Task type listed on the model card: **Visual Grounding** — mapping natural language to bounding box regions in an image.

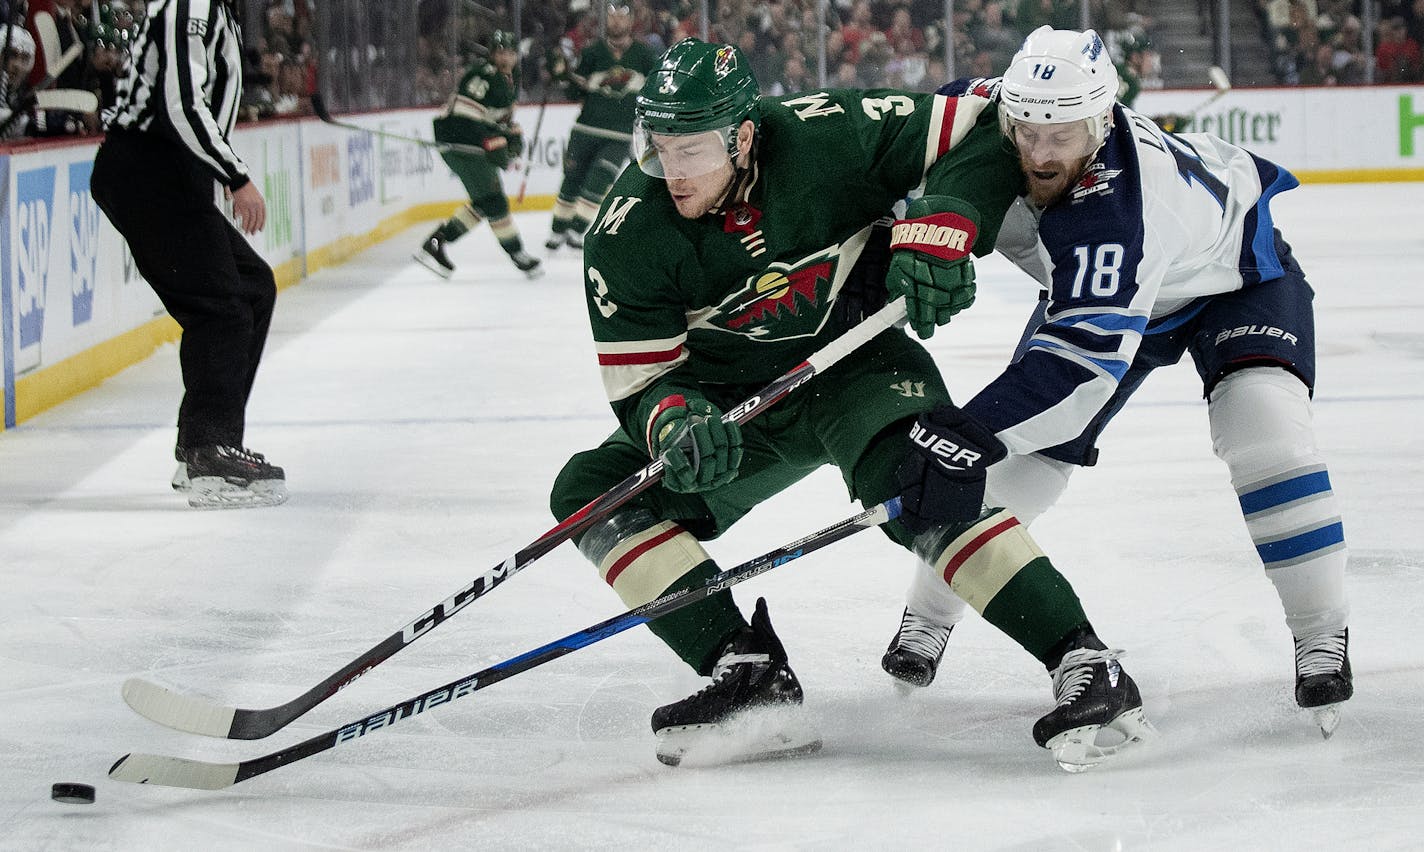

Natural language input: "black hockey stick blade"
[118,299,909,741]
[109,500,900,790]
[309,92,335,124]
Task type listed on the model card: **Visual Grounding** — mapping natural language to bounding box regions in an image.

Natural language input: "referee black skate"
[91,0,285,508]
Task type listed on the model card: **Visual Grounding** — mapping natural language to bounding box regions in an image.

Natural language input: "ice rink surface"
[2,182,1422,851]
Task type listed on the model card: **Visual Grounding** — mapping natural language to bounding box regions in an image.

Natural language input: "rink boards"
[2,85,1422,431]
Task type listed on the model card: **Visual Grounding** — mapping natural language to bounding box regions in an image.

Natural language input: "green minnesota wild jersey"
[572,39,660,137]
[437,61,520,143]
[581,87,1023,436]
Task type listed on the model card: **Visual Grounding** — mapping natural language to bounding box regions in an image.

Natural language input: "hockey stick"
[309,94,491,159]
[120,298,910,740]
[110,499,900,790]
[1183,66,1231,118]
[515,90,550,203]
[0,41,82,137]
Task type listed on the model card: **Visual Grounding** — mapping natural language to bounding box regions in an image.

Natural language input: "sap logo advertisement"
[69,160,99,327]
[347,133,375,206]
[15,165,55,356]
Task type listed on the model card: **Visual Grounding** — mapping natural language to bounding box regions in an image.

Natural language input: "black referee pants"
[92,129,276,453]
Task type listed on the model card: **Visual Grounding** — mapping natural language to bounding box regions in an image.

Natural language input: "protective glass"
[633,120,737,180]
[1005,117,1103,164]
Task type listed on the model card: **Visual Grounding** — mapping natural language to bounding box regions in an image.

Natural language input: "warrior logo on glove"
[886,196,982,340]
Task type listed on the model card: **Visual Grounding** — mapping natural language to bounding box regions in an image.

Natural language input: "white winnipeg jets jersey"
[966,103,1301,457]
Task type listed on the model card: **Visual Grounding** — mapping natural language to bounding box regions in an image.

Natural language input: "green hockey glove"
[647,394,743,493]
[503,129,525,159]
[886,196,981,340]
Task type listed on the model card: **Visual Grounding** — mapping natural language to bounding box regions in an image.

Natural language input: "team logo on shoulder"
[1071,164,1122,202]
[702,246,843,340]
[713,46,736,78]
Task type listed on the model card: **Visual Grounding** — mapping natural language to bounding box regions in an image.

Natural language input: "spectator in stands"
[274,55,310,114]
[1298,40,1340,83]
[885,7,925,52]
[840,0,876,63]
[1377,15,1423,81]
[1,23,35,138]
[834,58,863,86]
[972,1,1025,68]
[768,47,812,95]
[1329,15,1368,83]
[1016,0,1078,34]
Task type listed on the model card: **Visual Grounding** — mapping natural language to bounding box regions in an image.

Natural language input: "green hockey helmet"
[488,30,518,53]
[633,38,760,179]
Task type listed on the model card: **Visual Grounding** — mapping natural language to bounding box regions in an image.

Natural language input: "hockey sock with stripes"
[578,509,748,674]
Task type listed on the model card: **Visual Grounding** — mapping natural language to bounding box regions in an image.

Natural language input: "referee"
[92,0,286,509]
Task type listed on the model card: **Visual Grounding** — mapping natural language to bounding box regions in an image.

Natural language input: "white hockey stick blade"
[1207,65,1231,92]
[34,88,99,112]
[109,752,239,790]
[123,678,238,737]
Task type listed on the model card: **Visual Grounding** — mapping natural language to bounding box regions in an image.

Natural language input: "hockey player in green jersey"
[544,5,658,251]
[415,30,542,280]
[548,38,1155,771]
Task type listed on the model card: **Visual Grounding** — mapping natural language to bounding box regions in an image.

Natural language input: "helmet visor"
[1003,116,1102,163]
[633,119,737,180]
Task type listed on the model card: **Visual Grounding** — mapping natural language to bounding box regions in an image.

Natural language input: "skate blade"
[187,477,288,510]
[1045,706,1157,773]
[521,265,545,280]
[413,252,454,279]
[655,707,822,768]
[1311,703,1343,739]
[891,679,920,699]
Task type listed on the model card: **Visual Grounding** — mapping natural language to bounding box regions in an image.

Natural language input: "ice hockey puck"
[50,782,96,804]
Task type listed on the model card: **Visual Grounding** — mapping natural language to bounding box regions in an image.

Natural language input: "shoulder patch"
[591,195,643,237]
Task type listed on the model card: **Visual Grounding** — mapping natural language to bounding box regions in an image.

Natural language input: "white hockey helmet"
[999,27,1118,152]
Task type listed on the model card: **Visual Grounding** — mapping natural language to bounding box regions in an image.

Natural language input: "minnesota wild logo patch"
[705,246,844,340]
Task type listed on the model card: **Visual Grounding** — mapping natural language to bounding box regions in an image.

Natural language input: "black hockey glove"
[896,403,1007,535]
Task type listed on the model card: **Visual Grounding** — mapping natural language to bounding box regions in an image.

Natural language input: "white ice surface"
[2,183,1422,851]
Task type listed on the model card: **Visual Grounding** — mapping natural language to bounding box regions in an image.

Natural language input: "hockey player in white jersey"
[883,28,1352,736]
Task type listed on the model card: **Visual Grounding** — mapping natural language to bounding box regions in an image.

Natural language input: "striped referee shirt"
[106,0,249,188]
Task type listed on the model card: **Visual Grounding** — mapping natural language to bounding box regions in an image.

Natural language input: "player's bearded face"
[1009,119,1099,207]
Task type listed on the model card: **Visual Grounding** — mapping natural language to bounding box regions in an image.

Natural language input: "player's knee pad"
[909,507,1046,615]
[1209,366,1318,481]
[577,508,711,608]
[984,453,1075,526]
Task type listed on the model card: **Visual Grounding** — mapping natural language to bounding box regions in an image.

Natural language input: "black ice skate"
[1032,646,1155,772]
[651,598,821,767]
[881,608,953,691]
[510,250,544,279]
[1294,627,1352,738]
[172,445,287,509]
[414,235,454,279]
[544,231,564,251]
[564,229,584,250]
